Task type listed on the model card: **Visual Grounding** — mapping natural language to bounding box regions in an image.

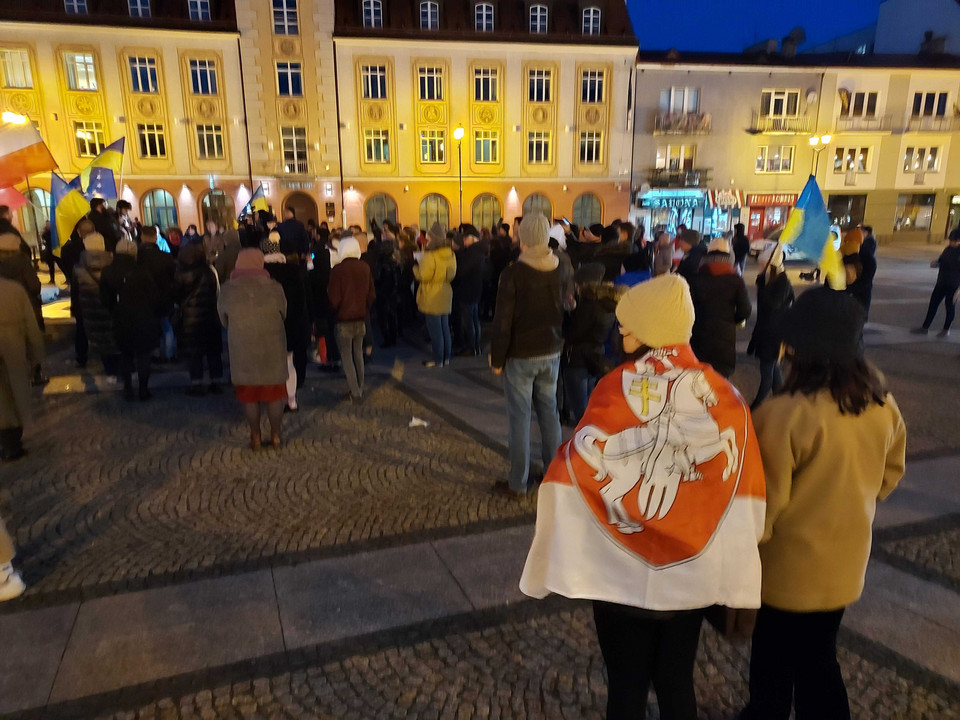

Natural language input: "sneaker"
[911,327,930,335]
[0,563,25,602]
[938,329,951,338]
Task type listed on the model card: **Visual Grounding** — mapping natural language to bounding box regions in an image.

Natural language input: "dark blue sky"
[628,0,883,52]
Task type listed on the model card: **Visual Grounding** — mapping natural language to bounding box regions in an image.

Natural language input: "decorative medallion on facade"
[585,107,601,126]
[196,99,216,119]
[533,106,548,124]
[8,93,31,114]
[477,106,495,124]
[137,97,158,118]
[278,39,297,57]
[74,95,97,116]
[423,104,441,123]
[366,104,383,121]
[282,100,302,119]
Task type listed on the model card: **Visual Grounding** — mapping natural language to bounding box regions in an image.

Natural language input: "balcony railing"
[835,114,894,133]
[906,116,960,133]
[646,168,710,188]
[749,111,812,134]
[282,158,310,175]
[653,111,712,135]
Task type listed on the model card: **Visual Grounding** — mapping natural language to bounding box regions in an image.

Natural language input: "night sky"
[627,0,883,52]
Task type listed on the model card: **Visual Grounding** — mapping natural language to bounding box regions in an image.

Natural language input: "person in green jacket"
[414,222,457,368]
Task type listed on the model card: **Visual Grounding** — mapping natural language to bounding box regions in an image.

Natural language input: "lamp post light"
[453,125,465,225]
[808,134,832,176]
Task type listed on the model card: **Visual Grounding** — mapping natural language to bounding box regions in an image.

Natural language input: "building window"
[420,1,439,30]
[756,145,794,173]
[0,49,33,89]
[528,131,551,164]
[419,193,449,229]
[281,126,308,173]
[903,146,940,173]
[128,0,151,17]
[128,57,158,93]
[760,89,800,117]
[362,0,383,28]
[659,86,699,114]
[471,193,501,230]
[420,129,445,163]
[363,128,390,163]
[276,62,303,96]
[582,7,601,35]
[528,68,551,102]
[64,0,87,13]
[189,59,218,94]
[474,130,499,163]
[833,146,870,174]
[361,65,387,99]
[475,2,493,31]
[573,192,601,227]
[73,121,105,158]
[196,124,224,159]
[912,92,948,117]
[137,123,167,158]
[64,52,97,91]
[366,193,398,226]
[522,192,551,218]
[581,70,604,103]
[273,0,298,34]
[843,91,878,117]
[188,0,211,21]
[474,67,498,102]
[579,132,602,164]
[895,193,935,231]
[529,4,548,33]
[656,144,695,171]
[418,66,443,101]
[142,189,178,230]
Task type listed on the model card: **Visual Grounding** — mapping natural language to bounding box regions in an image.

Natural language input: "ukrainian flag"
[50,173,91,255]
[779,175,844,289]
[249,182,269,214]
[79,138,125,199]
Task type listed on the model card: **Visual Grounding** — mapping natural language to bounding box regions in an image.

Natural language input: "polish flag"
[0,120,58,188]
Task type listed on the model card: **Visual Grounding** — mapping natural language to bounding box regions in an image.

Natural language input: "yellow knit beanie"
[615,274,695,348]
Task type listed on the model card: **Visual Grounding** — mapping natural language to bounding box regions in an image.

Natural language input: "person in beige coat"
[0,278,44,461]
[413,222,457,367]
[740,286,906,720]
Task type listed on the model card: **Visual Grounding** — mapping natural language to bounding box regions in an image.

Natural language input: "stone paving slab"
[874,458,960,529]
[874,513,960,590]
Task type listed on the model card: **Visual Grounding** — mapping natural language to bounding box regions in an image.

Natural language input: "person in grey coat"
[0,278,44,460]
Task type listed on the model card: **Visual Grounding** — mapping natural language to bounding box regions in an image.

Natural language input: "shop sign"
[708,189,743,209]
[641,194,705,210]
[747,193,797,207]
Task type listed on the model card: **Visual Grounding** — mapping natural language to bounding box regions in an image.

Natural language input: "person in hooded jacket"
[173,243,224,395]
[414,222,457,368]
[732,223,751,274]
[689,237,752,378]
[748,243,794,409]
[73,232,120,377]
[328,236,375,401]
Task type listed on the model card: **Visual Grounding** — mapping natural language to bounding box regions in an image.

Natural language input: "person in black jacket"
[676,229,708,284]
[100,240,160,401]
[453,224,485,356]
[689,238,752,378]
[173,243,223,395]
[374,238,401,348]
[748,243,794,409]
[138,226,178,361]
[856,225,878,317]
[913,229,960,338]
[732,223,750,275]
[89,198,122,253]
[277,206,310,258]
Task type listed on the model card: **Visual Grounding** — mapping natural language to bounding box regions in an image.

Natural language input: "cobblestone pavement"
[875,515,960,591]
[1,380,524,603]
[45,602,957,720]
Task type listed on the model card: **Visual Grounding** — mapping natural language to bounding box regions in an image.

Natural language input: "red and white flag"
[0,120,58,188]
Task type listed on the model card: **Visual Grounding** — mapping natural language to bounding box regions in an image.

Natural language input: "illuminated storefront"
[635,189,706,235]
[745,193,798,239]
[705,188,743,237]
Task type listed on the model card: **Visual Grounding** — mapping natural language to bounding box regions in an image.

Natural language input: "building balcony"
[646,167,710,189]
[653,111,712,135]
[749,112,812,134]
[282,159,310,175]
[905,116,960,133]
[835,114,894,133]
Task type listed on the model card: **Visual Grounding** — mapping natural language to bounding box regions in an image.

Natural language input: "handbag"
[704,605,757,642]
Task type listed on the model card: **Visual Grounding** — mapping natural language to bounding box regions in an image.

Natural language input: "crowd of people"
[0,191,946,720]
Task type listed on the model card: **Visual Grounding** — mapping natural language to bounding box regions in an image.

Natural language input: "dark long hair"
[780,355,887,415]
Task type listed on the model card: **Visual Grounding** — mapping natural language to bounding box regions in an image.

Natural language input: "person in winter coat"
[453,224,485,356]
[100,240,161,401]
[0,233,42,330]
[732,223,750,274]
[218,249,288,449]
[307,235,339,370]
[374,238,401,348]
[913,228,960,338]
[689,238,752,378]
[748,243,794,409]
[0,278,44,461]
[414,222,457,368]
[595,224,632,282]
[138,226,177,362]
[215,228,242,284]
[396,228,419,330]
[562,263,619,425]
[652,231,674,277]
[741,287,906,720]
[88,198,122,253]
[521,273,766,720]
[73,233,120,377]
[173,243,224,395]
[675,229,707,284]
[328,236,375,401]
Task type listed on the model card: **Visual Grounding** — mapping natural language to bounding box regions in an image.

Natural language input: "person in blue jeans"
[490,214,574,497]
[414,223,457,367]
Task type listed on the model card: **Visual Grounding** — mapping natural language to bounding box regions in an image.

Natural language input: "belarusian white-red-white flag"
[0,119,58,188]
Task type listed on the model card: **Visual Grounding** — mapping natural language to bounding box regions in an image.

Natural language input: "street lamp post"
[453,125,465,226]
[808,134,832,176]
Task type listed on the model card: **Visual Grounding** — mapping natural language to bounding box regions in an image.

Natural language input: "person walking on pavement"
[0,277,44,461]
[328,236,375,401]
[414,222,457,368]
[748,243,794,409]
[490,213,574,497]
[741,287,906,720]
[912,228,960,338]
[453,224,485,356]
[521,273,766,720]
[675,228,707,284]
[732,222,750,274]
[173,243,224,396]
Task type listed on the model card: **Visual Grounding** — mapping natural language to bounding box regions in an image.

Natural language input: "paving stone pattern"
[878,526,960,590]
[1,381,525,601]
[83,605,959,720]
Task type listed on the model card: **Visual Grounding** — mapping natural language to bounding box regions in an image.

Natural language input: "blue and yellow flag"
[779,175,844,288]
[249,182,268,214]
[79,138,124,199]
[50,173,91,255]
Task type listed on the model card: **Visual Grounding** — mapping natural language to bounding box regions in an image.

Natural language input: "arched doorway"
[142,189,179,231]
[471,194,501,232]
[365,193,398,227]
[419,193,450,231]
[572,192,602,228]
[522,192,552,220]
[200,189,237,230]
[282,191,318,225]
[20,188,52,241]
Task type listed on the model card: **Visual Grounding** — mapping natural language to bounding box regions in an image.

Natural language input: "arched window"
[366,193,398,227]
[522,192,552,219]
[362,0,382,27]
[142,188,178,230]
[419,193,449,231]
[582,6,601,35]
[471,194,501,231]
[21,188,52,240]
[572,192,602,228]
[475,2,493,31]
[420,0,439,30]
[529,4,548,33]
[200,189,237,230]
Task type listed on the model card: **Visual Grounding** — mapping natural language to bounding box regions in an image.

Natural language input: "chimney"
[780,26,807,58]
[920,30,946,54]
